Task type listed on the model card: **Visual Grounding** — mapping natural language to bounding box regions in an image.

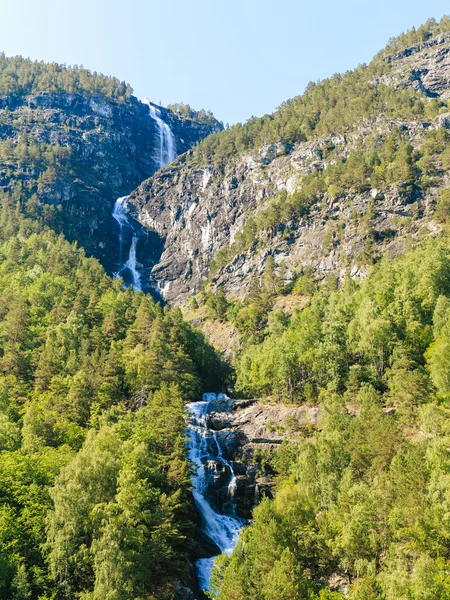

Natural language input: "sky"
[1,1,449,125]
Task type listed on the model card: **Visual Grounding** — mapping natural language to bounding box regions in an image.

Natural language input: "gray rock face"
[203,397,319,515]
[0,91,221,283]
[210,397,319,454]
[128,116,442,303]
[381,32,450,99]
[126,31,450,304]
[128,152,267,300]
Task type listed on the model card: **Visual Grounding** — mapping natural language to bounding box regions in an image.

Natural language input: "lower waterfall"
[186,393,245,593]
[112,196,143,292]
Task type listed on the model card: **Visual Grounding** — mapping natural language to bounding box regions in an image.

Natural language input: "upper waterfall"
[142,99,176,168]
[110,103,178,294]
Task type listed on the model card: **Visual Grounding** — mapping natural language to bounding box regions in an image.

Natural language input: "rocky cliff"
[127,28,450,304]
[203,395,319,516]
[0,90,221,284]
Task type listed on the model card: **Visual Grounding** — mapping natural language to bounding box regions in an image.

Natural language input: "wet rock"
[208,412,232,430]
[255,477,277,501]
[205,398,320,513]
[215,428,245,457]
[206,460,231,489]
[173,584,200,600]
[192,527,222,559]
[231,461,248,476]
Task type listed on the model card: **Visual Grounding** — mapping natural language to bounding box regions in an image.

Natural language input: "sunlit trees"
[0,204,227,598]
[216,233,450,599]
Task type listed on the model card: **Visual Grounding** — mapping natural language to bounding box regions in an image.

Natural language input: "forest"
[0,53,133,101]
[166,103,220,128]
[0,198,227,599]
[189,16,450,169]
[199,230,450,600]
[181,16,450,597]
[1,11,450,600]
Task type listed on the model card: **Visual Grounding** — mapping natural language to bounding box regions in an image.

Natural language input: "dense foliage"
[189,15,450,169]
[0,53,132,101]
[0,200,227,599]
[193,19,450,595]
[379,15,450,58]
[192,77,434,167]
[3,14,450,600]
[207,236,450,599]
[166,102,221,128]
[236,238,450,401]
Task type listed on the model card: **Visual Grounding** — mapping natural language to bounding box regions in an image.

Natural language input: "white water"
[112,196,129,266]
[186,393,245,593]
[111,102,177,289]
[124,234,141,291]
[112,196,142,292]
[142,98,176,168]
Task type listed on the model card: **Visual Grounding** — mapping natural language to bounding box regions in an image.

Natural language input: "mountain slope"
[2,16,450,600]
[0,54,222,284]
[0,200,231,598]
[128,16,450,304]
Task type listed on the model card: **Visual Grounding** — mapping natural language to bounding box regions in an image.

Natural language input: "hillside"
[0,54,228,599]
[3,16,450,600]
[0,54,222,285]
[128,16,450,304]
[122,19,450,598]
[0,201,231,598]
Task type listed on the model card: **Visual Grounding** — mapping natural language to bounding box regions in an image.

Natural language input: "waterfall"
[142,99,176,168]
[112,196,142,292]
[186,393,245,593]
[110,102,177,291]
[124,234,142,291]
[112,196,129,266]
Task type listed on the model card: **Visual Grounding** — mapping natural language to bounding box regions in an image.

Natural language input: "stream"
[186,393,245,593]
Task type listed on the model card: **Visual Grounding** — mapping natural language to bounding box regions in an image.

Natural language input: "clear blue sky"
[1,1,449,124]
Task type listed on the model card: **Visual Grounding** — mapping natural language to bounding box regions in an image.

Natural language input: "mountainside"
[0,55,222,284]
[127,18,450,304]
[4,16,450,600]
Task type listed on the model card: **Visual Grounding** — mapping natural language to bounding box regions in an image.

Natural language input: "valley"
[2,15,450,600]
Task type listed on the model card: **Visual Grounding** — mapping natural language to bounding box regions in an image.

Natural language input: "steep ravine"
[187,395,245,594]
[109,100,179,292]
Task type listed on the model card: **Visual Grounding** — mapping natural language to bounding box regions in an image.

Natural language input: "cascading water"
[112,196,142,292]
[186,393,245,593]
[123,234,141,291]
[112,196,129,266]
[111,101,176,290]
[142,98,176,168]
